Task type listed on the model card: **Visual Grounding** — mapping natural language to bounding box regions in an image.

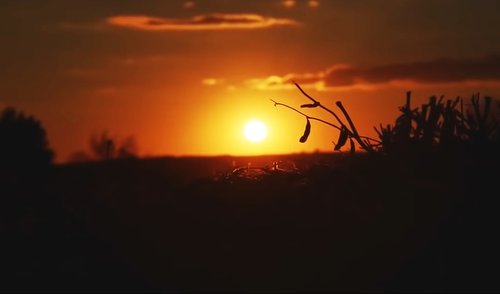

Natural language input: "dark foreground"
[1,152,499,292]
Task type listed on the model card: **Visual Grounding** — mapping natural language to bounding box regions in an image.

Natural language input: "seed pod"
[299,119,311,143]
[300,101,320,108]
[334,126,348,151]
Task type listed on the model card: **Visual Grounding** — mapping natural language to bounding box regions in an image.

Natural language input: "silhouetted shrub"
[0,107,54,172]
[90,131,116,160]
[90,131,138,161]
[374,93,500,156]
[273,85,499,159]
[117,135,138,159]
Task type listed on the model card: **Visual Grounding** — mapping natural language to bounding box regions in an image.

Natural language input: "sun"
[244,120,267,143]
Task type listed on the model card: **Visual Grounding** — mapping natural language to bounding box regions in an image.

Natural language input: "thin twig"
[272,84,380,152]
[360,136,382,144]
[271,99,342,131]
[293,82,376,152]
[294,82,346,128]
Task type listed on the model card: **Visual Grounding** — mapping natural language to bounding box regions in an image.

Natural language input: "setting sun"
[244,120,267,143]
[1,1,499,291]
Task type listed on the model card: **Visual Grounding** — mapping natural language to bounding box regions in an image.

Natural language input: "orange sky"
[1,0,500,162]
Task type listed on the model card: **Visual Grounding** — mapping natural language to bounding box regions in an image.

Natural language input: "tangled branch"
[271,83,380,153]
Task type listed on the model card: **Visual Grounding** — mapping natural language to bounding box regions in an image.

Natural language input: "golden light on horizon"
[243,120,267,143]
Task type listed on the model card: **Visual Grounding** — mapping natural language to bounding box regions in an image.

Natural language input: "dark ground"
[1,152,499,292]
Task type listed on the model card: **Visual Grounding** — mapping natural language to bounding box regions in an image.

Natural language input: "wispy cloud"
[106,14,298,31]
[282,0,296,8]
[281,0,320,9]
[183,1,195,9]
[308,0,320,8]
[246,55,500,91]
[246,75,322,91]
[202,78,225,86]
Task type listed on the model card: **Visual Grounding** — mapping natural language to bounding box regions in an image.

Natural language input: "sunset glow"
[0,0,499,162]
[2,2,498,291]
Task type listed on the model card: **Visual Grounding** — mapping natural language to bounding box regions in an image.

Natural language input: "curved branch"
[294,82,346,128]
[336,101,374,152]
[271,99,342,131]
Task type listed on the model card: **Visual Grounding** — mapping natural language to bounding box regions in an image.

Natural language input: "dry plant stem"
[294,82,376,152]
[363,137,382,144]
[271,99,381,144]
[294,83,345,128]
[335,101,374,152]
[270,99,342,131]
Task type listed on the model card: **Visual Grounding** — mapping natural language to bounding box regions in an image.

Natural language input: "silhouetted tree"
[117,135,138,159]
[0,107,54,171]
[0,107,57,246]
[89,131,138,161]
[90,131,116,160]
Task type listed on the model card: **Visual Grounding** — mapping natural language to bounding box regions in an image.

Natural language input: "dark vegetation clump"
[375,92,500,157]
[69,131,138,163]
[90,131,138,161]
[0,107,145,291]
[262,85,500,291]
[272,82,500,161]
[0,107,53,173]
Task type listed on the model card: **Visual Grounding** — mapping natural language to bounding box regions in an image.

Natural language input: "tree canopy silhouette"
[0,107,54,171]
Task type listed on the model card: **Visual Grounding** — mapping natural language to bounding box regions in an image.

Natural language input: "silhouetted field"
[2,152,499,292]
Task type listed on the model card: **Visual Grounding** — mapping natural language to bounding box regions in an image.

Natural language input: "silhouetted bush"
[68,133,138,163]
[273,85,499,159]
[375,93,500,156]
[90,131,116,160]
[89,131,138,161]
[117,135,138,159]
[0,107,53,172]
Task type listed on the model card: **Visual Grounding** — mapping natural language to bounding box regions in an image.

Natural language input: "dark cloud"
[106,14,298,31]
[247,55,500,90]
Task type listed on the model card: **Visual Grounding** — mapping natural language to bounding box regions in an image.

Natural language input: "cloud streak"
[247,55,500,91]
[202,78,225,86]
[106,14,298,31]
